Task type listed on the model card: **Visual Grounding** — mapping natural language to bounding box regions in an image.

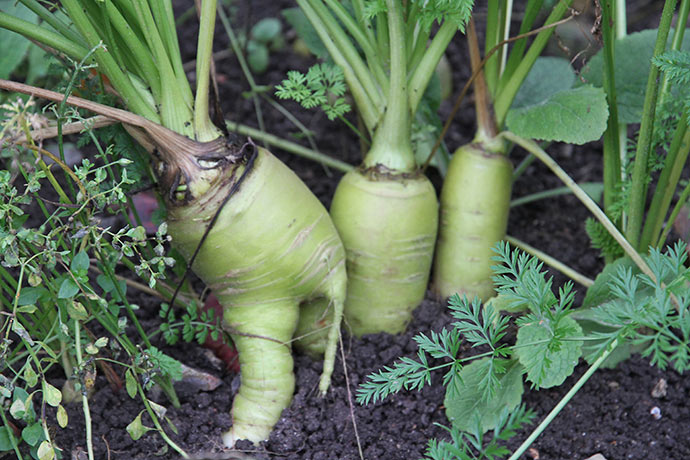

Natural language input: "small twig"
[505,235,594,287]
[339,333,364,460]
[10,115,115,143]
[18,142,88,197]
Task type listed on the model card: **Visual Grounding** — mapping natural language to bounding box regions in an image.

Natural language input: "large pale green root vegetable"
[165,144,347,445]
[433,143,513,301]
[330,169,438,335]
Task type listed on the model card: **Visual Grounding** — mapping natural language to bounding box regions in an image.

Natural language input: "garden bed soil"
[30,1,690,459]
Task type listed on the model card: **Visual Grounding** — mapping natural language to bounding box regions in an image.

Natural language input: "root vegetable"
[330,169,438,335]
[433,144,513,301]
[165,144,347,445]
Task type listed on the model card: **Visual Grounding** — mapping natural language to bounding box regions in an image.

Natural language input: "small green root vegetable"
[433,143,513,301]
[164,144,347,445]
[330,169,438,335]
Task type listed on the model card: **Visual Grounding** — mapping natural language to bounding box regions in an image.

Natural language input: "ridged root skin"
[330,168,438,336]
[165,147,346,446]
[433,143,513,302]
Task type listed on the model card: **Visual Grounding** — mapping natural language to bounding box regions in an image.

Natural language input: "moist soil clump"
[31,1,690,459]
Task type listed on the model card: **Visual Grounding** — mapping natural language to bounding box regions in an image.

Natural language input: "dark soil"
[34,1,690,460]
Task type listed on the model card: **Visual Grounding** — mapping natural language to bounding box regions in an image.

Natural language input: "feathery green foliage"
[275,63,351,120]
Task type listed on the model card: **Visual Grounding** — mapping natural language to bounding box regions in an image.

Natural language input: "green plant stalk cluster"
[625,0,679,249]
[291,0,475,335]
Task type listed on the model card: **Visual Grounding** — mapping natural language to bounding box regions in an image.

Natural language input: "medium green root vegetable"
[330,169,438,335]
[433,143,513,302]
[165,144,347,445]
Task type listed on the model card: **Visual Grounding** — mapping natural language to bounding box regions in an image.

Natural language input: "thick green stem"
[193,0,222,142]
[323,0,388,92]
[408,21,458,114]
[104,1,161,100]
[131,0,193,136]
[640,113,690,248]
[296,0,380,133]
[493,0,572,127]
[600,0,622,226]
[626,0,678,249]
[225,121,354,173]
[505,236,594,287]
[0,12,89,62]
[658,178,690,246]
[18,0,85,45]
[363,0,415,172]
[499,0,544,93]
[502,132,656,283]
[60,0,160,122]
[151,2,193,109]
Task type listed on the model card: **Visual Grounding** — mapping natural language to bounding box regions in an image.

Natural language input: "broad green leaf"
[148,400,167,418]
[0,0,36,79]
[96,274,127,300]
[282,8,329,59]
[125,369,138,399]
[28,272,42,287]
[94,337,108,348]
[125,226,147,242]
[43,381,61,407]
[126,412,151,441]
[580,257,637,310]
[17,286,49,306]
[37,440,55,460]
[21,422,43,447]
[511,57,576,110]
[70,251,90,274]
[11,320,33,346]
[247,41,269,74]
[516,315,583,389]
[580,29,690,123]
[26,45,53,85]
[506,85,609,144]
[56,405,68,428]
[444,358,524,433]
[17,305,37,314]
[0,426,12,451]
[24,364,38,388]
[57,278,79,299]
[9,397,25,420]
[66,301,88,321]
[251,18,282,43]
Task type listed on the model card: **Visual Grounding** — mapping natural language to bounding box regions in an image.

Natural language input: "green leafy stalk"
[626,0,678,249]
[193,0,222,142]
[60,0,160,122]
[0,11,89,63]
[493,0,572,127]
[130,0,193,136]
[499,0,544,89]
[501,131,656,282]
[295,0,381,132]
[599,0,623,228]
[363,0,415,171]
[639,112,690,249]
